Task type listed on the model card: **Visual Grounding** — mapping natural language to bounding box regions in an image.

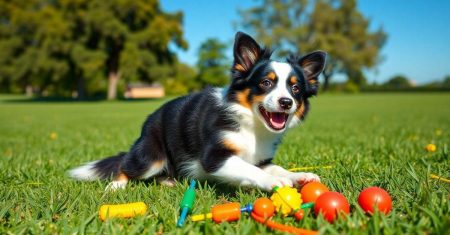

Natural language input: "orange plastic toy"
[300,182,329,203]
[191,202,253,223]
[211,202,241,223]
[251,212,317,235]
[253,198,275,218]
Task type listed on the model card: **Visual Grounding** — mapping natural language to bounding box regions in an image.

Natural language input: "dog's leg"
[156,176,176,187]
[105,172,129,191]
[261,164,320,187]
[137,160,166,180]
[210,156,294,191]
[105,159,166,191]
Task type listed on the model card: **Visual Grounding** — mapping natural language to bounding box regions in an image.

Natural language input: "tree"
[239,0,387,90]
[161,61,198,95]
[383,75,411,89]
[0,0,187,99]
[442,75,450,88]
[196,38,229,88]
[0,0,72,96]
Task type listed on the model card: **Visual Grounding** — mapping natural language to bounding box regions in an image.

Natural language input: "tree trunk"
[322,61,334,91]
[322,73,331,91]
[25,85,33,97]
[77,76,86,100]
[107,71,120,100]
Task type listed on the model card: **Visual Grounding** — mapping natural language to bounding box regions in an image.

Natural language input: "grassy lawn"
[0,93,449,234]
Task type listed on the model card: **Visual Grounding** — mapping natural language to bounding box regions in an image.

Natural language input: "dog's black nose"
[279,98,293,110]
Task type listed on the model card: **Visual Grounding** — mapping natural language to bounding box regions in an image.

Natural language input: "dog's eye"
[260,79,273,88]
[292,84,300,94]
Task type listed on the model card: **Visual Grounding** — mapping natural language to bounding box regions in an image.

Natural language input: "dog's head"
[228,32,326,133]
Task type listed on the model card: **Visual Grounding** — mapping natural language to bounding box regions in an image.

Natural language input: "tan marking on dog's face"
[308,79,317,85]
[289,76,298,85]
[236,88,251,108]
[252,94,266,103]
[222,140,241,155]
[295,100,306,118]
[235,63,246,72]
[266,72,276,81]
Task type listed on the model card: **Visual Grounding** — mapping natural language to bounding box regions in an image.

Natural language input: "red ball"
[314,192,350,223]
[300,182,329,203]
[253,197,275,218]
[293,209,305,221]
[358,187,392,215]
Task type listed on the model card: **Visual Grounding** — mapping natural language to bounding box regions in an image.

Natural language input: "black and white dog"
[70,32,326,191]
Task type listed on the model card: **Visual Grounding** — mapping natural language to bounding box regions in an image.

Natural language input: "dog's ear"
[298,51,327,96]
[233,32,262,74]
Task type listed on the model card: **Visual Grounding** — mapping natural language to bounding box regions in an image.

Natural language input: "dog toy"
[191,202,253,223]
[99,202,147,221]
[252,197,276,218]
[300,182,329,203]
[270,186,302,216]
[358,187,392,215]
[177,180,197,227]
[269,185,315,220]
[288,165,333,171]
[430,174,450,183]
[251,198,317,235]
[251,211,318,235]
[192,198,318,235]
[314,192,350,223]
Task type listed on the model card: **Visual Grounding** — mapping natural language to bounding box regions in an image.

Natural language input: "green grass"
[0,93,449,234]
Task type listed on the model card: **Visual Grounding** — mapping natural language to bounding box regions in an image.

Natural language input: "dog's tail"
[68,152,126,181]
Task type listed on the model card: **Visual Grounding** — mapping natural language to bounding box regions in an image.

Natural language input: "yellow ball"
[425,144,436,152]
[270,186,302,216]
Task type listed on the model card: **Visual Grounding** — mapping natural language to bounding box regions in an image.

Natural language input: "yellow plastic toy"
[99,202,147,221]
[270,186,302,216]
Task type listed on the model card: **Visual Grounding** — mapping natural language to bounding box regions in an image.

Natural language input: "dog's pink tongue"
[269,113,286,129]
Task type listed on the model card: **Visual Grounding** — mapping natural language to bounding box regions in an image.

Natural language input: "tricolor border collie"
[70,32,327,191]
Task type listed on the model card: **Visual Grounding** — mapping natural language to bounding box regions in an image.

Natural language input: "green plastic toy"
[176,180,196,227]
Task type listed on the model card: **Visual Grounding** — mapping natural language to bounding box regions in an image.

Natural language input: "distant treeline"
[1,0,443,100]
[327,75,450,93]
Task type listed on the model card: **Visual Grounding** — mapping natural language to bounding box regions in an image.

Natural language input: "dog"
[69,32,327,192]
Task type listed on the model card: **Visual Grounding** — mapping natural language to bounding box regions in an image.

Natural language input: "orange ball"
[253,198,275,218]
[300,182,329,203]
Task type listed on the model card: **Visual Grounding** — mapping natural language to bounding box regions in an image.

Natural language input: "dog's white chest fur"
[222,103,282,165]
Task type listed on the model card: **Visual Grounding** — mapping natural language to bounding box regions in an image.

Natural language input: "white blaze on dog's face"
[253,61,299,133]
[229,32,327,133]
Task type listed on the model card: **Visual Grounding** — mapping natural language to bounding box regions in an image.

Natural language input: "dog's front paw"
[288,172,320,186]
[260,176,293,191]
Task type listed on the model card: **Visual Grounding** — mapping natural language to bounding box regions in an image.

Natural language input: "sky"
[161,0,450,84]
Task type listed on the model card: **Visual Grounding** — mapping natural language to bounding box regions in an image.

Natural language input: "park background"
[0,0,449,234]
[1,0,450,99]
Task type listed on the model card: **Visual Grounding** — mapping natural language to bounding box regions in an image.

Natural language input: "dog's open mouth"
[258,105,289,131]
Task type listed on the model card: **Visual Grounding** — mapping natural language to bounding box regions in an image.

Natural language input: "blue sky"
[161,0,450,84]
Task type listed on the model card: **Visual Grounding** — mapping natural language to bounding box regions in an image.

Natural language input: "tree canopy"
[239,0,387,90]
[0,0,187,99]
[383,75,412,89]
[196,38,229,88]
